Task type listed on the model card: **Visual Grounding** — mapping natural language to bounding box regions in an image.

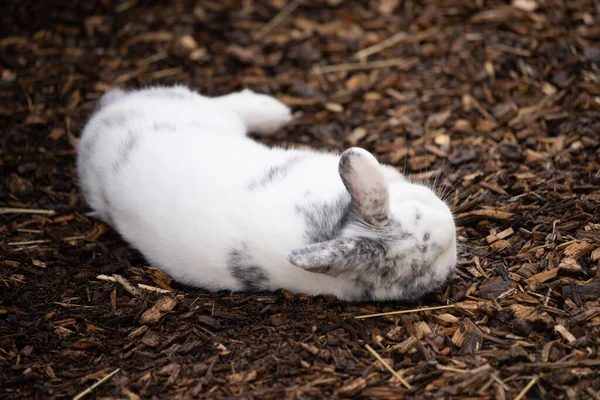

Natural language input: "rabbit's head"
[288,148,457,300]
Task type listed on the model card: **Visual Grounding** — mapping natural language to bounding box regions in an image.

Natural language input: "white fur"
[77,85,457,301]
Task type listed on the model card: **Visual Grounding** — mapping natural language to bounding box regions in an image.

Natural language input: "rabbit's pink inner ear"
[339,148,390,226]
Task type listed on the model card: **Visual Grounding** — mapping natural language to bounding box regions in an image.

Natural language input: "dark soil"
[1,0,600,399]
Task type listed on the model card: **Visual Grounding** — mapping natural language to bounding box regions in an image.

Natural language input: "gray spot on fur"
[112,131,139,174]
[423,232,430,241]
[228,243,268,291]
[247,155,305,191]
[352,279,375,302]
[379,264,396,282]
[295,193,352,243]
[415,208,422,222]
[232,265,267,292]
[100,112,128,128]
[153,122,177,132]
[80,110,142,162]
[410,259,421,274]
[425,243,443,261]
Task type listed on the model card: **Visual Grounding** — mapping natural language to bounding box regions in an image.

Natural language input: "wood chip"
[486,227,515,244]
[527,268,558,287]
[413,321,432,340]
[391,337,418,354]
[433,313,461,327]
[554,325,576,344]
[140,297,178,324]
[113,274,141,297]
[563,241,593,260]
[337,377,367,397]
[558,257,583,276]
[451,325,470,348]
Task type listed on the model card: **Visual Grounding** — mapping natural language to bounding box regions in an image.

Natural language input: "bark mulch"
[1,0,600,399]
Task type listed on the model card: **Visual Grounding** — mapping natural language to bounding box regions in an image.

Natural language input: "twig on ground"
[96,275,173,294]
[150,67,184,79]
[254,0,299,40]
[356,304,458,319]
[54,302,97,309]
[312,65,330,91]
[365,344,412,389]
[436,365,469,373]
[72,368,120,400]
[315,57,418,74]
[0,207,56,215]
[514,376,539,400]
[354,27,440,59]
[97,274,117,282]
[8,239,52,246]
[113,274,141,297]
[138,283,172,294]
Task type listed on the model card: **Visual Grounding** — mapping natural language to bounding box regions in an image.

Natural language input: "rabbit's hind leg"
[212,89,292,136]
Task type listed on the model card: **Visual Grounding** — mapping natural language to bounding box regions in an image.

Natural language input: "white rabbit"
[77,85,457,302]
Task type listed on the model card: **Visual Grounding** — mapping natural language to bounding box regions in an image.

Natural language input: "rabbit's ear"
[287,238,384,276]
[339,148,390,226]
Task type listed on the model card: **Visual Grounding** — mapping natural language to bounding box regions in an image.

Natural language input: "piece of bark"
[562,283,600,303]
[563,241,593,260]
[558,257,583,276]
[480,280,516,300]
[140,297,178,324]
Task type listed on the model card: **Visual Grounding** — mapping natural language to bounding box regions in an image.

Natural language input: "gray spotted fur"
[112,131,139,174]
[247,155,306,191]
[289,209,450,299]
[153,122,177,132]
[295,193,352,243]
[228,243,269,291]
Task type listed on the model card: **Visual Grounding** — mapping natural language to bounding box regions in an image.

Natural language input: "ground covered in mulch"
[1,0,600,398]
